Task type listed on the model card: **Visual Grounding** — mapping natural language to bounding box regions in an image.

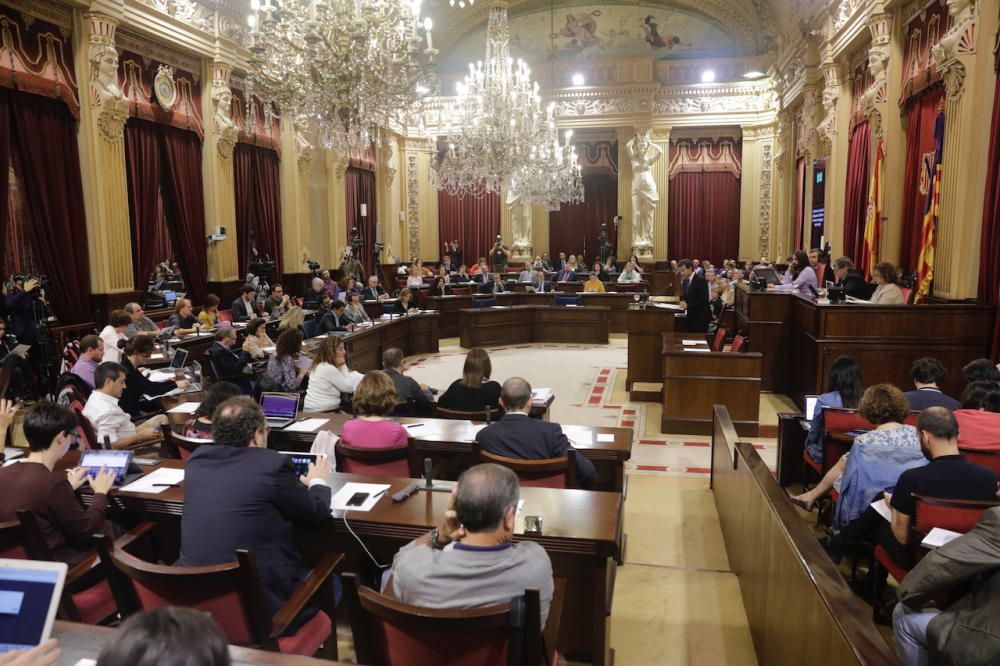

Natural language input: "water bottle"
[191,361,202,387]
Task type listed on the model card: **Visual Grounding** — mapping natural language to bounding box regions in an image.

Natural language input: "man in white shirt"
[82,362,165,449]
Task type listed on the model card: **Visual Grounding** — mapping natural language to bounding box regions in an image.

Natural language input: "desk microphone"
[424,457,433,489]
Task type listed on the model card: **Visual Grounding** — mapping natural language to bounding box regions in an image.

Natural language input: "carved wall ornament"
[406,153,420,259]
[758,140,773,259]
[87,16,129,143]
[932,0,978,63]
[295,130,314,175]
[627,129,663,253]
[833,0,866,33]
[140,0,213,33]
[554,96,635,117]
[331,150,349,181]
[211,64,237,160]
[939,59,967,99]
[505,182,532,257]
[153,65,177,112]
[381,137,397,187]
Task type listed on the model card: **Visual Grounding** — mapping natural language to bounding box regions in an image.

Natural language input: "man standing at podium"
[678,259,711,333]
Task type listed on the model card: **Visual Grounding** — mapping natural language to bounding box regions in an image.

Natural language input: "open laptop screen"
[260,393,299,420]
[0,560,66,653]
[170,348,189,369]
[79,450,133,483]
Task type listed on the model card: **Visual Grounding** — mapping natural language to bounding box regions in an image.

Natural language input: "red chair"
[450,286,472,296]
[218,310,234,323]
[709,326,727,352]
[900,286,913,304]
[345,573,565,666]
[159,426,208,461]
[155,320,169,330]
[68,399,99,451]
[959,447,1000,476]
[334,442,414,477]
[476,447,579,489]
[94,532,344,659]
[728,334,747,353]
[803,408,874,479]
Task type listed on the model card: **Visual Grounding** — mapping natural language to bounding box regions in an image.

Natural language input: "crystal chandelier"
[432,1,583,210]
[246,0,437,154]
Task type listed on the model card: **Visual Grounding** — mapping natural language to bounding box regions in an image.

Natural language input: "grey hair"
[501,376,532,411]
[312,277,324,288]
[832,256,855,271]
[124,302,142,314]
[455,464,520,532]
[215,326,236,341]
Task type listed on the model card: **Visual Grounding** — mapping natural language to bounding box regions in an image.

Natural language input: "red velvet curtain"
[667,171,740,264]
[124,118,165,289]
[842,121,871,264]
[900,86,945,272]
[345,167,377,277]
[0,90,9,270]
[5,89,91,323]
[794,157,806,253]
[980,68,1000,360]
[234,143,282,278]
[548,174,617,261]
[159,125,208,302]
[437,190,500,266]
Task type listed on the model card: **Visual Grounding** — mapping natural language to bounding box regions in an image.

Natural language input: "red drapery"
[548,175,618,261]
[124,118,167,289]
[667,171,741,264]
[159,125,208,302]
[794,157,806,253]
[979,66,1000,360]
[345,167,377,277]
[843,121,871,265]
[437,190,500,266]
[0,88,91,323]
[234,143,282,278]
[900,86,945,272]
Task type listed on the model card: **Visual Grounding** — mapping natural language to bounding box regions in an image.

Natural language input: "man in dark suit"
[528,269,552,294]
[893,506,1000,665]
[207,327,253,393]
[317,301,354,334]
[363,276,388,302]
[181,396,336,627]
[475,377,596,488]
[678,259,711,333]
[831,256,876,299]
[230,284,262,323]
[382,347,433,410]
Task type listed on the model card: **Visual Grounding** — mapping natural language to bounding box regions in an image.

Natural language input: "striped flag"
[915,112,945,304]
[861,139,884,280]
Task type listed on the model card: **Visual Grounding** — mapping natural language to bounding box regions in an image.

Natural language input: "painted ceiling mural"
[443,3,739,71]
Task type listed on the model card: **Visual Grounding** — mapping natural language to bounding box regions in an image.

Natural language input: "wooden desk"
[458,305,610,348]
[733,286,791,393]
[661,333,761,436]
[626,306,682,401]
[776,411,808,486]
[710,406,898,665]
[52,621,345,665]
[79,461,623,666]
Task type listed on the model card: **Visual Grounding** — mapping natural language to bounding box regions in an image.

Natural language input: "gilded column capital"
[293,119,314,175]
[931,0,978,102]
[330,150,349,181]
[86,13,129,143]
[211,61,238,160]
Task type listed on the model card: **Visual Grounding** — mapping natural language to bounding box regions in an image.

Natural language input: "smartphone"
[346,492,369,507]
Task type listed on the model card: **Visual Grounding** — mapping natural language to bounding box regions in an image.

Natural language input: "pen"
[405,423,424,428]
[372,489,388,500]
[152,483,182,488]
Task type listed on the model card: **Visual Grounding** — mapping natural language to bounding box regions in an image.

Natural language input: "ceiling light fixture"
[700,70,716,83]
[571,73,585,86]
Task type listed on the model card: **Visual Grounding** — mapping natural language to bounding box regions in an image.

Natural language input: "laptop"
[260,393,300,429]
[148,348,190,385]
[803,394,820,430]
[0,559,67,654]
[753,266,781,286]
[79,449,142,485]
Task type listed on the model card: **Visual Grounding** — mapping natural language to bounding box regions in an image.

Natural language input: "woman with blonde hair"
[303,336,361,412]
[278,306,306,334]
[437,347,502,412]
[340,370,408,448]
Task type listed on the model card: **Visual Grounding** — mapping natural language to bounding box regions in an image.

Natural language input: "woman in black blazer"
[119,336,188,417]
[437,347,502,412]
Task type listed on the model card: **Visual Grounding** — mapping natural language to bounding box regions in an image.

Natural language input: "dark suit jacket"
[475,413,596,488]
[318,312,349,333]
[682,273,711,333]
[898,507,1000,665]
[837,270,876,300]
[556,269,576,283]
[386,368,433,407]
[120,358,176,417]
[230,297,261,323]
[362,286,386,301]
[302,289,326,311]
[181,445,333,617]
[207,342,252,392]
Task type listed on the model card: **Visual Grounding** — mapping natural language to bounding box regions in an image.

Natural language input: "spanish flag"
[861,139,884,280]
[915,112,945,304]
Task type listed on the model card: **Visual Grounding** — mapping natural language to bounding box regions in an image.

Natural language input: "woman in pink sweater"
[340,370,408,448]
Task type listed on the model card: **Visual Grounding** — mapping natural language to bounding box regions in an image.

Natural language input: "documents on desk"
[681,340,708,346]
[531,388,552,404]
[871,498,892,522]
[147,369,177,383]
[650,302,683,310]
[596,433,615,443]
[331,482,391,512]
[563,427,593,447]
[683,347,711,353]
[403,423,443,438]
[167,402,200,414]
[922,527,962,549]
[285,418,328,433]
[121,468,185,494]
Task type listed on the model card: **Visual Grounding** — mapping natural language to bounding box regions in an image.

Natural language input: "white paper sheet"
[331,482,392,512]
[564,429,593,447]
[285,418,328,433]
[261,346,276,354]
[149,353,165,360]
[871,498,892,522]
[921,527,962,549]
[147,370,177,383]
[167,402,200,414]
[532,388,552,404]
[120,468,185,494]
[650,302,683,310]
[596,433,616,443]
[402,423,442,438]
[681,340,709,346]
[683,348,711,353]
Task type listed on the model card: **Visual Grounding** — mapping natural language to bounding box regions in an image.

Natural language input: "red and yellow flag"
[915,113,945,304]
[861,139,884,280]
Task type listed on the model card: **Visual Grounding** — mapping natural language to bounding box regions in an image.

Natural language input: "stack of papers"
[285,418,328,433]
[683,348,711,353]
[531,388,552,404]
[120,468,185,494]
[167,402,200,414]
[650,302,683,310]
[147,369,177,383]
[681,340,709,347]
[921,527,962,549]
[563,427,593,447]
[331,482,391,512]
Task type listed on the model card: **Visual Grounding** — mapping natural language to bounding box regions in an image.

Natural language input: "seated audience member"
[71,334,104,389]
[184,380,242,439]
[584,272,606,293]
[405,267,424,289]
[476,377,596,488]
[230,285,262,323]
[556,263,576,283]
[120,336,188,417]
[892,507,1000,666]
[384,288,419,315]
[123,302,158,338]
[552,252,567,272]
[438,347,502,412]
[278,306,306,335]
[303,277,327,310]
[804,355,864,463]
[791,385,924,529]
[100,310,132,364]
[168,299,201,336]
[363,275,389,301]
[954,381,1000,450]
[539,253,552,270]
[715,275,734,307]
[263,284,292,317]
[531,255,544,270]
[430,276,448,297]
[341,276,361,297]
[628,254,644,273]
[962,358,1000,385]
[592,261,609,282]
[833,408,998,570]
[0,402,119,565]
[152,270,170,291]
[440,254,455,273]
[527,269,551,294]
[435,266,451,286]
[603,256,618,275]
[471,259,490,281]
[382,347,433,410]
[198,294,221,328]
[320,270,340,300]
[303,336,360,412]
[453,264,472,283]
[481,272,506,295]
[386,464,553,623]
[830,256,872,298]
[867,262,906,304]
[904,357,960,410]
[518,266,534,283]
[240,318,274,360]
[708,285,724,330]
[809,248,834,285]
[769,250,818,295]
[96,607,231,666]
[413,258,433,277]
[180,396,337,625]
[318,300,355,334]
[208,327,254,393]
[265,329,307,392]
[344,292,372,324]
[82,362,165,449]
[340,371,408,448]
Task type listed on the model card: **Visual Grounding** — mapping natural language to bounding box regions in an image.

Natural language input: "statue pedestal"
[512,243,532,263]
[632,243,654,261]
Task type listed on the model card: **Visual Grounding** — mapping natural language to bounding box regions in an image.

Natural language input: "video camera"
[14,274,48,290]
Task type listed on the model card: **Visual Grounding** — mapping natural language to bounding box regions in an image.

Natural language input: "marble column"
[203,60,239,285]
[738,126,776,261]
[376,132,403,265]
[770,111,793,261]
[326,148,348,266]
[280,120,313,275]
[816,56,850,256]
[401,138,438,261]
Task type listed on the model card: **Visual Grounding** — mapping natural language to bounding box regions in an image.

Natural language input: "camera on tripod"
[306,260,320,271]
[14,274,48,289]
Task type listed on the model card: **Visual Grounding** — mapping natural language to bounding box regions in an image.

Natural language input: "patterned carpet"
[403,340,778,477]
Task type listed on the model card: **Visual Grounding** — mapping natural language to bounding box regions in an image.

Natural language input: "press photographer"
[491,235,510,273]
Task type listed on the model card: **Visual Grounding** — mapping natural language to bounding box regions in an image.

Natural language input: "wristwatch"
[429,527,447,550]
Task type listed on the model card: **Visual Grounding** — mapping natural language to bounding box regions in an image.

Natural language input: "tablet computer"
[79,449,134,484]
[279,451,323,478]
[0,559,66,654]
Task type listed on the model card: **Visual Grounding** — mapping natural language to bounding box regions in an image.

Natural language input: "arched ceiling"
[428,0,782,72]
